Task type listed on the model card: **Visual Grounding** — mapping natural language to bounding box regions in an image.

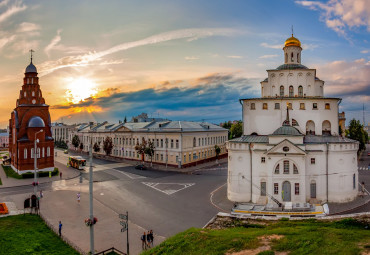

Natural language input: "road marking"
[209,182,228,212]
[142,182,195,195]
[112,169,146,179]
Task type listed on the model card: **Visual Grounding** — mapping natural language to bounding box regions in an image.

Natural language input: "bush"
[21,168,59,179]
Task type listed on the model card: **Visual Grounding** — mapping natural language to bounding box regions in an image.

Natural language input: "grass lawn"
[0,214,80,255]
[1,165,22,179]
[142,218,370,255]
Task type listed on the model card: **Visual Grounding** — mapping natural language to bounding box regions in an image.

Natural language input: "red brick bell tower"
[8,52,54,173]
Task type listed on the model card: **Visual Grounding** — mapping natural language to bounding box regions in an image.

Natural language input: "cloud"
[296,0,370,39]
[17,22,40,33]
[260,42,283,49]
[259,54,278,59]
[227,55,243,59]
[52,73,258,123]
[314,58,370,113]
[44,29,62,57]
[185,56,199,60]
[361,49,369,54]
[0,2,26,24]
[0,34,15,50]
[38,27,240,76]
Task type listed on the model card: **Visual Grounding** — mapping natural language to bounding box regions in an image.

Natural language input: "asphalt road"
[0,151,231,239]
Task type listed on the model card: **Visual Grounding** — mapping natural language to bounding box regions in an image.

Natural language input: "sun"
[65,77,98,104]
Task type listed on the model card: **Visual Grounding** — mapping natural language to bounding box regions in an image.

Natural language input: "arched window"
[298,86,303,97]
[293,164,298,174]
[251,103,255,110]
[306,120,315,135]
[322,120,331,135]
[47,147,50,157]
[274,164,280,174]
[37,148,40,158]
[42,147,45,158]
[285,53,288,63]
[325,103,330,110]
[280,86,284,97]
[24,148,27,159]
[32,91,35,97]
[262,103,268,110]
[297,53,300,63]
[291,52,294,62]
[283,160,289,174]
[289,86,294,97]
[193,137,196,147]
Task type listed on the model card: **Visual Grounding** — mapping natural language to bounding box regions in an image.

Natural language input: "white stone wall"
[227,141,359,204]
[243,98,339,136]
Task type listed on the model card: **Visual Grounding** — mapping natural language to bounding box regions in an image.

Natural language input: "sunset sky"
[0,0,369,127]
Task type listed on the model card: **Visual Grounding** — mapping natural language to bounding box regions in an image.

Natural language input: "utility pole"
[34,129,43,195]
[363,103,365,126]
[89,136,95,254]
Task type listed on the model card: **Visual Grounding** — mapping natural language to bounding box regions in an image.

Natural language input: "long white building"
[227,34,359,205]
[69,120,228,168]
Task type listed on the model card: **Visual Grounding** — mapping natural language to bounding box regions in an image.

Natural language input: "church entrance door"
[282,181,291,201]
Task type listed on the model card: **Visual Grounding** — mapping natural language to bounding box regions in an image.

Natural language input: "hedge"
[21,168,59,179]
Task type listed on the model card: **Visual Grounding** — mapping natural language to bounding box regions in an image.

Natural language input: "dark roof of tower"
[28,116,45,128]
[25,61,37,73]
[272,125,302,136]
[276,63,308,70]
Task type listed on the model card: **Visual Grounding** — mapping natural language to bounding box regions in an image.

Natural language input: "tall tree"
[144,140,155,166]
[103,137,113,156]
[230,121,243,139]
[135,138,147,162]
[93,142,100,153]
[124,116,127,123]
[72,135,80,150]
[214,145,221,159]
[346,119,368,153]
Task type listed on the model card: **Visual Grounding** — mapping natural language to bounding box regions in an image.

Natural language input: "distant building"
[8,58,54,173]
[338,112,346,136]
[0,133,9,148]
[130,113,168,123]
[51,122,77,144]
[69,120,228,167]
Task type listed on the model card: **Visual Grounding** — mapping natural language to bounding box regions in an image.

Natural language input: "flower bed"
[0,203,8,214]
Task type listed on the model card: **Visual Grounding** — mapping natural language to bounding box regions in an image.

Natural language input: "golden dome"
[284,35,301,47]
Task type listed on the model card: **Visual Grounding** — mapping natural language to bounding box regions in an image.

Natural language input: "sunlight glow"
[65,77,98,104]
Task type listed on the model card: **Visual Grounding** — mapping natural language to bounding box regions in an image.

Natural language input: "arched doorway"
[322,120,331,136]
[282,181,291,201]
[306,120,315,135]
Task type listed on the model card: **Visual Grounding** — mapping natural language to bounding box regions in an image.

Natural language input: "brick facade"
[8,60,54,173]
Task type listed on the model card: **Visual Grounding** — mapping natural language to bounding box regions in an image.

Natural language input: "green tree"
[230,121,243,139]
[135,138,147,162]
[72,135,80,150]
[144,140,155,166]
[103,137,113,156]
[124,116,127,123]
[93,142,100,153]
[214,145,221,159]
[346,119,368,153]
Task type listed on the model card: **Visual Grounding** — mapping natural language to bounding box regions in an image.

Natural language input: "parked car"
[64,150,68,154]
[135,164,147,170]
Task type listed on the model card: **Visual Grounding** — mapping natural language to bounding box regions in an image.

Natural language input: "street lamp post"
[34,129,43,195]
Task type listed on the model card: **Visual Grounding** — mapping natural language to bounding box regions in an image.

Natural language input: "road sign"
[120,221,127,228]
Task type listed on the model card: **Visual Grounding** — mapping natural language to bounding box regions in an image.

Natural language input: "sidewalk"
[328,193,370,215]
[3,182,165,255]
[0,161,80,188]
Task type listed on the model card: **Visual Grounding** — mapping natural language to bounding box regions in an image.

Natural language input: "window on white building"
[311,158,315,164]
[280,86,284,97]
[353,174,356,190]
[274,183,278,194]
[171,139,173,148]
[176,140,179,149]
[262,103,268,110]
[251,103,255,110]
[275,103,280,109]
[325,103,330,110]
[261,157,265,163]
[274,164,279,174]
[289,86,294,97]
[293,164,298,174]
[283,160,289,174]
[298,86,303,97]
[300,103,305,110]
[313,103,318,109]
[295,183,300,195]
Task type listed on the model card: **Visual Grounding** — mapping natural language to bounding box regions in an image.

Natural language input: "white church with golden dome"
[226,34,359,205]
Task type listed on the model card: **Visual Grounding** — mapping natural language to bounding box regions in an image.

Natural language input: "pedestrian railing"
[95,247,126,255]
